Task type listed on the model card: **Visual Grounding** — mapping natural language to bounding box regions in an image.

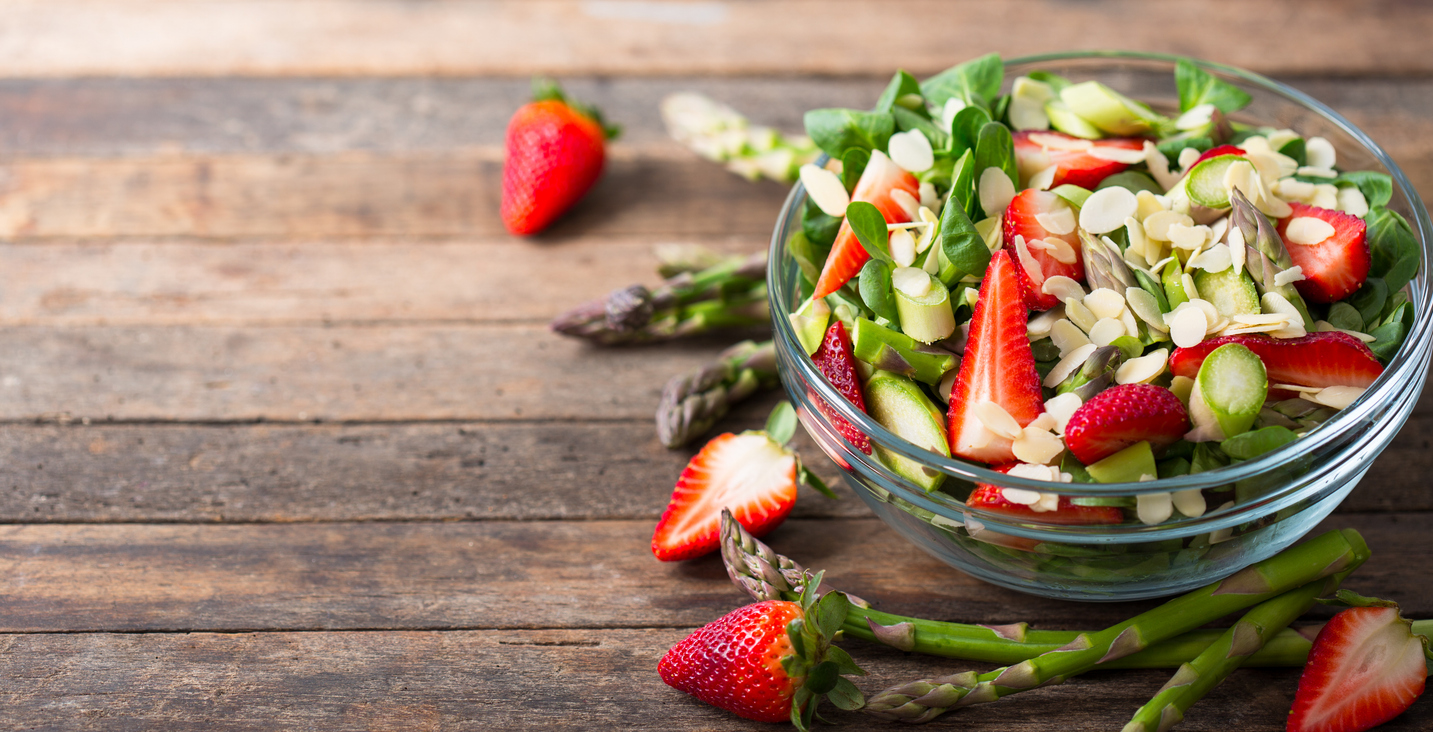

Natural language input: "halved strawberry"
[1063,384,1189,465]
[1277,202,1370,303]
[1189,144,1244,168]
[811,150,920,298]
[1003,189,1084,310]
[652,432,797,562]
[809,320,871,454]
[1170,332,1383,389]
[947,250,1045,464]
[1288,600,1429,732]
[968,465,1124,525]
[1013,130,1146,189]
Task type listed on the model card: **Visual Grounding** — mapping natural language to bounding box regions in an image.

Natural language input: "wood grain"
[0,415,1428,523]
[0,515,1427,634]
[1,629,1428,731]
[0,1,1430,78]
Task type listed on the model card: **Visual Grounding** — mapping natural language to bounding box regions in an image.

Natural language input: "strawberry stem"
[529,77,621,140]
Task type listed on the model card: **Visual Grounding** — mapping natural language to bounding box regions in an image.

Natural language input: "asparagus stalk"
[656,340,778,448]
[1230,189,1315,328]
[850,317,959,385]
[1121,571,1345,732]
[719,511,1414,670]
[1081,228,1141,292]
[864,529,1369,722]
[550,251,769,345]
[660,92,819,184]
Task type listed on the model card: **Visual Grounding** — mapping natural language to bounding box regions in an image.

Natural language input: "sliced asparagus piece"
[1230,188,1315,328]
[850,317,959,385]
[1188,343,1268,441]
[660,92,819,183]
[865,371,949,491]
[655,340,779,448]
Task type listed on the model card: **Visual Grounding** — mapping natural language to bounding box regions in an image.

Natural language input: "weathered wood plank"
[0,515,1426,634]
[1,628,1427,731]
[0,1,1430,78]
[0,414,1427,523]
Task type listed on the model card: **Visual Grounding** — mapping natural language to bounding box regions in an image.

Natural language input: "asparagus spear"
[1122,572,1344,732]
[656,340,778,448]
[864,529,1369,722]
[550,251,769,345]
[719,511,1415,669]
[1081,228,1142,292]
[1230,188,1315,328]
[660,92,819,184]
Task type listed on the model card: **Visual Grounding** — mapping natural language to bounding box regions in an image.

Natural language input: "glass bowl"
[769,51,1433,601]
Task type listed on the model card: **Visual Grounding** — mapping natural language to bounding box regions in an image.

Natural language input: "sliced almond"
[1273,266,1306,287]
[1137,492,1174,525]
[1275,178,1317,202]
[1229,228,1247,272]
[1087,317,1126,346]
[1168,223,1213,251]
[974,400,1023,440]
[1043,236,1078,265]
[1311,184,1339,210]
[1001,486,1042,505]
[1232,313,1294,326]
[1116,348,1169,385]
[1032,491,1061,513]
[1027,165,1058,191]
[1028,132,1091,151]
[1144,141,1180,192]
[1089,145,1148,164]
[937,369,959,404]
[1042,275,1086,303]
[1050,318,1092,356]
[1143,210,1195,242]
[890,188,921,220]
[1182,273,1202,302]
[1189,298,1224,332]
[1013,235,1046,289]
[1044,343,1098,388]
[1173,489,1206,518]
[888,129,935,174]
[1177,146,1201,171]
[1083,288,1127,321]
[889,228,918,267]
[1188,243,1232,273]
[1079,186,1139,235]
[974,215,1004,252]
[1169,305,1208,348]
[919,183,940,211]
[1034,205,1077,235]
[1063,296,1098,333]
[1175,104,1216,131]
[1135,189,1167,222]
[1043,392,1083,435]
[978,167,1016,219]
[1313,320,1377,343]
[1013,426,1065,465]
[1306,136,1337,170]
[1285,216,1335,246]
[1308,385,1364,410]
[799,164,851,216]
[1008,463,1062,482]
[1119,305,1141,338]
[1337,186,1370,218]
[1009,77,1055,131]
[1124,287,1169,332]
[1028,305,1065,339]
[1030,413,1058,432]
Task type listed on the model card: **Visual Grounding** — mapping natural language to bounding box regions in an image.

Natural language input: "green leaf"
[921,53,1003,111]
[1175,58,1253,113]
[893,106,949,151]
[799,465,837,500]
[947,149,977,218]
[949,105,993,158]
[858,257,900,324]
[764,401,798,446]
[1365,206,1420,293]
[1026,70,1071,94]
[815,591,850,639]
[1368,301,1414,362]
[1097,171,1163,196]
[992,94,1011,127]
[1348,277,1388,327]
[804,108,895,159]
[1060,452,1095,483]
[1221,426,1299,460]
[787,618,808,658]
[828,677,866,711]
[840,148,870,193]
[937,180,990,283]
[1157,135,1212,162]
[1134,267,1172,313]
[845,201,892,263]
[1157,457,1192,479]
[1189,443,1229,474]
[974,122,1018,217]
[790,686,815,731]
[1338,171,1394,209]
[1111,335,1144,362]
[823,645,866,676]
[874,69,923,114]
[1327,302,1365,333]
[804,661,840,695]
[1278,138,1307,167]
[801,198,841,247]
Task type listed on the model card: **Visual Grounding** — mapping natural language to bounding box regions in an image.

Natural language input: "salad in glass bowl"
[771,52,1431,600]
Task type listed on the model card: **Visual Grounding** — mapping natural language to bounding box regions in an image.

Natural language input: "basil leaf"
[840,148,870,193]
[874,69,923,114]
[1277,138,1307,167]
[1222,426,1299,460]
[937,180,989,283]
[949,105,992,158]
[801,198,841,247]
[974,121,1017,218]
[1365,206,1420,293]
[921,52,1003,111]
[1337,170,1394,208]
[804,108,895,158]
[846,200,892,263]
[1348,277,1388,326]
[1175,58,1253,113]
[858,259,900,323]
[893,106,950,152]
[1327,301,1365,332]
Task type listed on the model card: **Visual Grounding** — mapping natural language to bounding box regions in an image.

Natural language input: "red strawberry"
[1003,189,1084,310]
[1170,332,1383,389]
[1287,600,1429,732]
[1063,384,1189,465]
[1189,144,1245,168]
[968,465,1124,525]
[652,432,797,562]
[1277,202,1370,303]
[812,150,920,298]
[501,79,618,235]
[1013,130,1146,189]
[810,321,872,454]
[947,250,1045,464]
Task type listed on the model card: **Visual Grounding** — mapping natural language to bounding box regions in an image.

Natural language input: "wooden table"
[0,2,1430,729]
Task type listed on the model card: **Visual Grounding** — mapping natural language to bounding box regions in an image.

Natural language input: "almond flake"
[892,266,933,297]
[1229,229,1247,272]
[1169,223,1214,251]
[974,215,1004,252]
[1271,383,1322,393]
[1007,463,1062,482]
[890,188,921,220]
[1232,313,1294,326]
[1001,486,1042,505]
[1337,186,1370,218]
[1044,392,1083,435]
[1177,147,1202,171]
[1030,413,1058,432]
[1035,206,1077,235]
[974,400,1022,440]
[940,98,967,133]
[889,228,917,266]
[1125,217,1149,260]
[1169,306,1208,348]
[1050,318,1092,356]
[1032,491,1061,512]
[1028,306,1065,339]
[1175,104,1216,131]
[1275,177,1317,202]
[920,183,940,210]
[1027,165,1057,191]
[1044,237,1078,265]
[1144,141,1180,191]
[1273,266,1306,288]
[1088,317,1126,346]
[1083,288,1127,321]
[938,369,959,404]
[1266,129,1300,151]
[1010,77,1055,131]
[1314,320,1377,343]
[1028,132,1091,151]
[1042,275,1086,303]
[1261,291,1302,320]
[1079,186,1139,235]
[1311,184,1339,210]
[1182,273,1202,302]
[1013,426,1065,465]
[1173,489,1206,518]
[1189,298,1224,332]
[1143,210,1194,242]
[1306,137,1337,170]
[1119,305,1141,338]
[799,164,851,216]
[1044,343,1098,388]
[1089,145,1148,164]
[916,217,936,253]
[1210,217,1230,243]
[1308,385,1364,410]
[978,168,1016,219]
[1135,190,1167,222]
[1013,235,1046,289]
[1137,492,1174,525]
[1116,348,1169,385]
[1188,243,1232,273]
[1147,255,1176,274]
[1063,297,1098,333]
[1285,217,1336,246]
[1125,287,1169,332]
[1026,237,1057,253]
[888,129,935,174]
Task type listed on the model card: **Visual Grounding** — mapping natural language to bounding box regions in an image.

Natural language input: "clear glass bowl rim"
[768,50,1433,498]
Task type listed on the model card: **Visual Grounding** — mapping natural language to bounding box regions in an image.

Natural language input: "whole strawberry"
[501,79,619,235]
[659,576,866,728]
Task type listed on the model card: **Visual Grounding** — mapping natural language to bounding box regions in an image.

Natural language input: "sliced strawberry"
[1170,332,1383,389]
[1003,189,1084,310]
[1013,130,1146,189]
[811,150,920,298]
[1288,603,1428,732]
[968,465,1124,525]
[1062,384,1189,464]
[1277,202,1370,303]
[1190,144,1244,168]
[652,432,797,562]
[947,250,1045,464]
[809,320,871,454]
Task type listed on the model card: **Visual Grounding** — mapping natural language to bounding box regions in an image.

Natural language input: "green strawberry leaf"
[828,677,866,711]
[786,618,808,658]
[799,464,837,500]
[804,661,841,695]
[823,645,867,677]
[763,401,798,446]
[790,686,815,731]
[815,591,850,639]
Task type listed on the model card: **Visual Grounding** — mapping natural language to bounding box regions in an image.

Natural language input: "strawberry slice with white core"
[1003,189,1084,310]
[811,150,920,298]
[1288,603,1429,732]
[1277,202,1370,303]
[1013,130,1146,190]
[1170,332,1383,389]
[947,250,1045,464]
[651,432,797,562]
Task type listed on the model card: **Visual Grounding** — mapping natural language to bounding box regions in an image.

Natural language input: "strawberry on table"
[1287,592,1430,732]
[1063,383,1189,465]
[1170,332,1384,389]
[501,78,620,235]
[1013,130,1146,189]
[1277,202,1370,303]
[809,320,871,454]
[947,250,1045,464]
[1003,189,1084,310]
[811,150,920,298]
